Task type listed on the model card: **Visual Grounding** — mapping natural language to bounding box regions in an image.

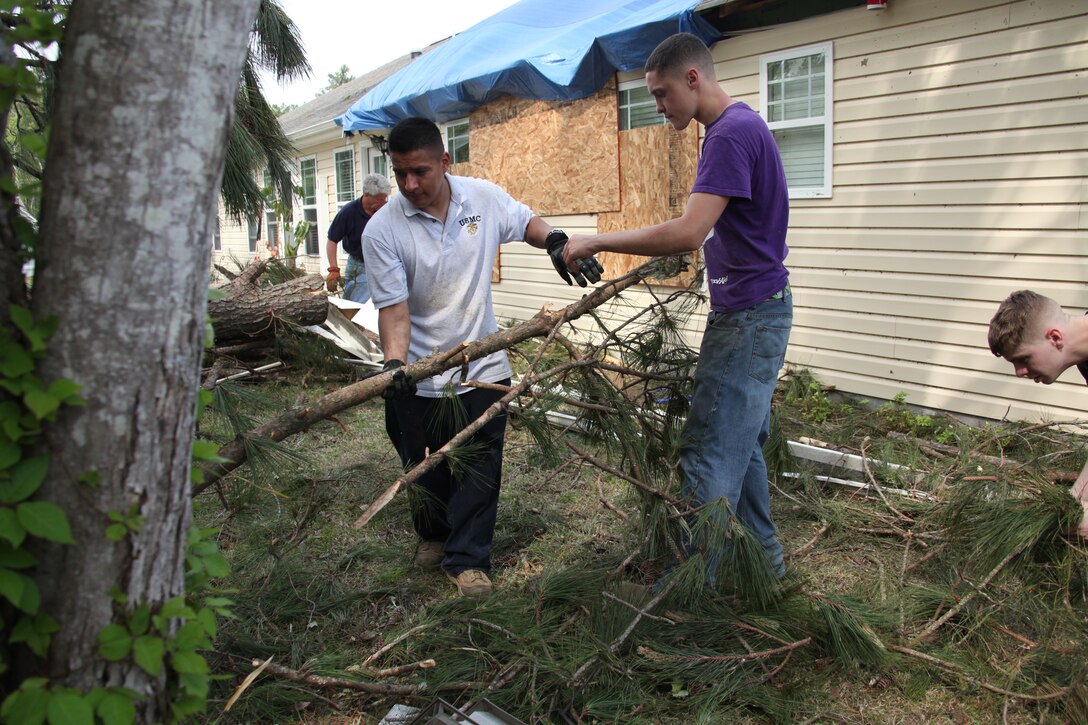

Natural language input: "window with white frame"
[369,148,387,178]
[334,147,355,204]
[246,216,259,253]
[262,168,280,248]
[618,81,666,131]
[299,157,320,255]
[760,42,833,198]
[446,120,469,164]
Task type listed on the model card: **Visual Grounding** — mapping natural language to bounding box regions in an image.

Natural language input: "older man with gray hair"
[326,171,391,303]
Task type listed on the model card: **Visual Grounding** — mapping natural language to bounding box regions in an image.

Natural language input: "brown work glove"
[325,267,341,293]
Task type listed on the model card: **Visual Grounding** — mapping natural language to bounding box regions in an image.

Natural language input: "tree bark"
[196,270,649,491]
[209,272,328,343]
[27,0,259,715]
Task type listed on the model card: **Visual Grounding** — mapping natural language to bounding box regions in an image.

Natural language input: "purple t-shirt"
[692,102,790,312]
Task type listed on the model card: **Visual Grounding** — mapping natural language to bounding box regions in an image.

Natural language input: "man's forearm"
[377,302,411,363]
[325,240,339,270]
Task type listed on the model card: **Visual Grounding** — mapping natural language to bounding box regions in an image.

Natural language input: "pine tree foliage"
[195,268,1088,721]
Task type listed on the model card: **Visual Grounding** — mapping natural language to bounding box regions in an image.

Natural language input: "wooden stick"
[789,521,830,559]
[637,636,811,664]
[361,623,434,668]
[888,645,1072,702]
[252,660,482,695]
[909,542,1028,646]
[860,436,913,522]
[564,440,682,505]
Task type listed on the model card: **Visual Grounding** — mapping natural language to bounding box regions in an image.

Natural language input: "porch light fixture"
[364,133,389,155]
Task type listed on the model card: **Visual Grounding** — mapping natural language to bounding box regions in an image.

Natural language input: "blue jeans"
[343,255,370,304]
[679,293,792,577]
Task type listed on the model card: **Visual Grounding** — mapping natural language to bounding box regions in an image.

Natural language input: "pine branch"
[353,357,594,528]
[909,541,1029,646]
[252,659,482,695]
[198,267,650,490]
[888,645,1073,702]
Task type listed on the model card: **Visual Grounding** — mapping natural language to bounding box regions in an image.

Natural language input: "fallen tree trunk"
[209,263,328,343]
[195,267,651,492]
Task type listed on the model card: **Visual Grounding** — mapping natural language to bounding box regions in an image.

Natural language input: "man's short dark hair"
[645,32,715,78]
[987,290,1057,357]
[388,117,444,157]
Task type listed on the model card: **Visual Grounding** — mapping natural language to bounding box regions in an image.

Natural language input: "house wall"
[702,0,1087,422]
[211,131,384,280]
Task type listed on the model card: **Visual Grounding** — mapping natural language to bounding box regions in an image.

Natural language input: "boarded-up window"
[596,123,700,287]
[761,42,833,198]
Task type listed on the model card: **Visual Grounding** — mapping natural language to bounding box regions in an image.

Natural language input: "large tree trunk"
[27,0,259,715]
[210,271,328,343]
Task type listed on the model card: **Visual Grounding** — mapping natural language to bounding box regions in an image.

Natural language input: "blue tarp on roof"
[336,0,721,131]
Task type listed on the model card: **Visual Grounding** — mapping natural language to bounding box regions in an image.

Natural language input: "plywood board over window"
[597,123,700,287]
[450,81,620,217]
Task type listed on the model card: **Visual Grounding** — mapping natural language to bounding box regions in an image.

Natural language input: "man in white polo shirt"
[363,117,602,596]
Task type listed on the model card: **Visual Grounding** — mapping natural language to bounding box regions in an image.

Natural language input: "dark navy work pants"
[384,381,509,575]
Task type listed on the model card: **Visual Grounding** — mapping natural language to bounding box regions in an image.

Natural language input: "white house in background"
[214,0,1088,424]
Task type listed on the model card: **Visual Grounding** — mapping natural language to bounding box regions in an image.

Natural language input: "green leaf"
[195,607,217,639]
[171,650,209,675]
[129,602,150,636]
[0,435,19,468]
[11,613,53,656]
[133,635,165,676]
[46,691,94,725]
[8,305,36,341]
[0,342,34,378]
[0,508,26,547]
[0,456,50,503]
[0,541,37,568]
[95,693,136,724]
[97,624,132,661]
[0,567,25,607]
[158,592,189,613]
[191,439,225,463]
[172,621,210,652]
[202,552,229,578]
[23,388,59,420]
[16,501,74,544]
[47,378,82,405]
[105,524,127,541]
[1,686,49,725]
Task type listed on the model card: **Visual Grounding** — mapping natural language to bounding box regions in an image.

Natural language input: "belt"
[768,283,791,301]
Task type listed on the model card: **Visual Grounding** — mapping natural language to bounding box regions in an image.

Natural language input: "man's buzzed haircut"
[388,117,444,157]
[987,289,1060,357]
[645,32,715,78]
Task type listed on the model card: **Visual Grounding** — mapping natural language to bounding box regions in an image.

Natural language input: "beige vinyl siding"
[705,0,1088,423]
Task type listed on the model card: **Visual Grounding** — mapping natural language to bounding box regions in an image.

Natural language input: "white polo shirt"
[363,174,534,397]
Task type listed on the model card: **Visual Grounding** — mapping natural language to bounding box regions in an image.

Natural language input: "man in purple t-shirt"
[564,32,792,577]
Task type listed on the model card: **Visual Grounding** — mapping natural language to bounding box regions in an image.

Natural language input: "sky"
[259,0,523,108]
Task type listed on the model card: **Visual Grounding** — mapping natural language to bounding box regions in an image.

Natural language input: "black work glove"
[381,359,417,400]
[545,229,604,287]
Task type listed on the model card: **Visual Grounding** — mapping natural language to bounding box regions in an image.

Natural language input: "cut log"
[209,271,328,343]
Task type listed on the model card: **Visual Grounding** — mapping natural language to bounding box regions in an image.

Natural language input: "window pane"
[265,211,279,247]
[335,150,355,203]
[304,209,319,255]
[447,122,469,164]
[768,60,782,81]
[300,158,316,204]
[619,85,664,130]
[773,125,824,189]
[247,217,259,252]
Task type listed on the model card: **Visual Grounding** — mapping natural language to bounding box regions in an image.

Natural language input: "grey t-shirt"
[363,174,533,397]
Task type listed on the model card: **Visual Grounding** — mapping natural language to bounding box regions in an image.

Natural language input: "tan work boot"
[413,541,444,569]
[446,569,494,597]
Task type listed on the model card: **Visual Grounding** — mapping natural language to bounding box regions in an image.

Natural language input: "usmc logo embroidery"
[458,215,481,236]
